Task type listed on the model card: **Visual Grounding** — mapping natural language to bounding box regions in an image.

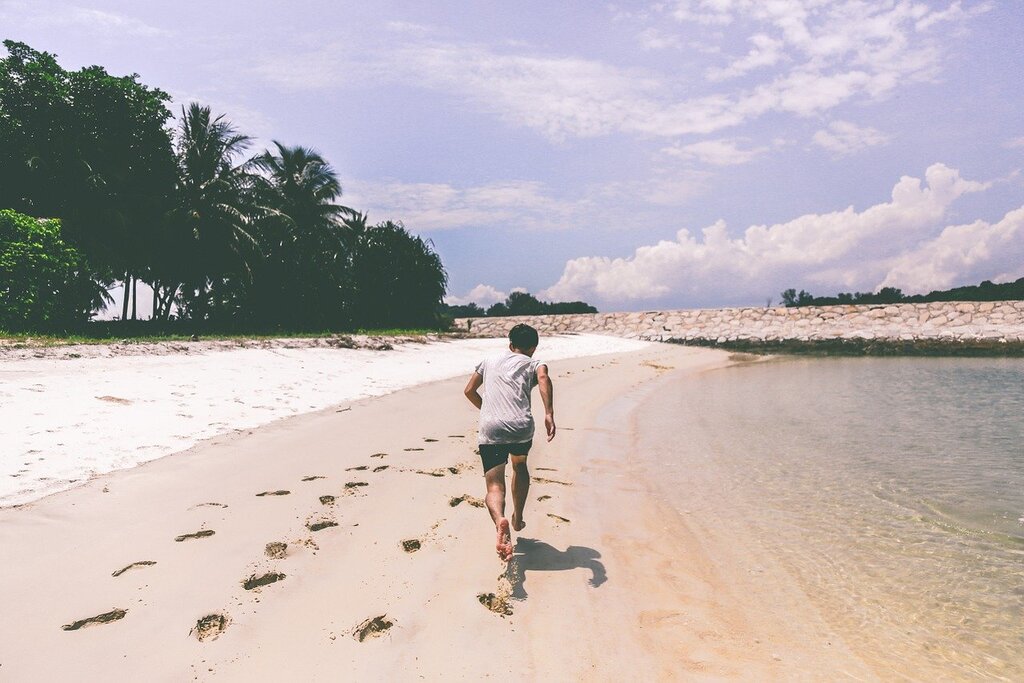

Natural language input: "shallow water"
[640,357,1024,681]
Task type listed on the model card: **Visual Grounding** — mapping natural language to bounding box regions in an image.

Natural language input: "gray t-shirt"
[475,351,545,445]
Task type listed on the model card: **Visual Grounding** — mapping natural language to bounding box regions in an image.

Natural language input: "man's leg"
[484,463,512,561]
[510,455,530,532]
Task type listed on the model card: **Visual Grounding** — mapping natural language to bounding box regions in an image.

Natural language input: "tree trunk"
[121,271,130,321]
[152,282,158,320]
[130,276,138,321]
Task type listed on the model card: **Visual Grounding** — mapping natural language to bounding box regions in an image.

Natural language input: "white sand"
[1,334,649,506]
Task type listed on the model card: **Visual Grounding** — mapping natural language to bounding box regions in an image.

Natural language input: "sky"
[2,0,1022,313]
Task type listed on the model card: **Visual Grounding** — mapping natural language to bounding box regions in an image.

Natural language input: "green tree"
[781,288,815,307]
[350,221,448,328]
[169,103,263,322]
[0,40,177,320]
[0,210,109,331]
[248,142,355,327]
[505,291,545,316]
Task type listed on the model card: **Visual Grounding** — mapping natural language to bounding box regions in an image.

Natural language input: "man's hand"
[537,364,555,441]
[464,372,483,410]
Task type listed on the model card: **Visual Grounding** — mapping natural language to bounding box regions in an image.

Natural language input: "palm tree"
[252,142,353,255]
[250,142,355,326]
[169,103,263,321]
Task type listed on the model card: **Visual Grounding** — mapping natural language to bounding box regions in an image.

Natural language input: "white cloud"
[879,206,1024,293]
[812,120,889,156]
[638,27,682,50]
[247,0,982,143]
[706,33,785,81]
[445,284,508,307]
[345,167,710,233]
[384,20,436,37]
[64,7,170,37]
[662,137,770,166]
[668,0,735,26]
[915,1,992,32]
[343,179,588,231]
[0,2,171,38]
[541,163,995,304]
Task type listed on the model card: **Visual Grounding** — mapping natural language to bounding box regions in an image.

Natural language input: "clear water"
[639,357,1024,681]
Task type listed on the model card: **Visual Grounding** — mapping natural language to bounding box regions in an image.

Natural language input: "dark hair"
[509,323,539,350]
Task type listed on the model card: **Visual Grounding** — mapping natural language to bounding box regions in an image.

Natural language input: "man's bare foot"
[496,518,513,562]
[511,510,526,532]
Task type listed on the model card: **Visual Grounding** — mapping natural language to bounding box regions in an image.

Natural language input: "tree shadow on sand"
[507,537,607,600]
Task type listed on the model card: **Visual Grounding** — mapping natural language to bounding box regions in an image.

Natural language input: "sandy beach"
[0,341,876,680]
[0,334,648,506]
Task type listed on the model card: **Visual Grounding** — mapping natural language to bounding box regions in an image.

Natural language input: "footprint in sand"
[372,465,389,472]
[449,494,485,508]
[404,447,424,452]
[547,514,571,524]
[344,481,369,493]
[416,469,445,477]
[401,539,422,553]
[62,608,127,631]
[370,453,387,459]
[191,613,230,642]
[353,615,393,642]
[535,467,558,472]
[188,502,228,510]
[536,495,552,502]
[319,495,336,506]
[424,438,438,442]
[416,465,462,477]
[534,477,572,486]
[112,560,156,577]
[346,465,368,471]
[265,542,288,559]
[96,396,131,405]
[477,592,513,616]
[301,475,326,481]
[307,519,338,532]
[242,571,285,590]
[175,530,215,542]
[256,490,290,497]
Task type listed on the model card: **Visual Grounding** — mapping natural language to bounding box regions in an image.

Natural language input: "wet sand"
[0,344,875,680]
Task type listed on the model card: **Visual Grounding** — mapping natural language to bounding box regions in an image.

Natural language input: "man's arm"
[464,372,483,410]
[537,364,556,441]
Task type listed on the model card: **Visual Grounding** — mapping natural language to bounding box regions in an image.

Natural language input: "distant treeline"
[0,41,446,334]
[781,277,1024,307]
[441,290,597,318]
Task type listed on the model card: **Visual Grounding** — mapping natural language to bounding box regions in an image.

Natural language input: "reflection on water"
[641,357,1024,680]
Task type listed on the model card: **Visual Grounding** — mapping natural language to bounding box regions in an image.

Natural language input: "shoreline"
[0,342,873,679]
[666,336,1024,356]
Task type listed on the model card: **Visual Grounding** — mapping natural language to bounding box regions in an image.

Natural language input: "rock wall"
[454,301,1024,344]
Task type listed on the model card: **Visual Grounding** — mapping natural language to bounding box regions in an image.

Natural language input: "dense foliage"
[781,278,1024,307]
[442,290,597,318]
[0,210,109,330]
[0,41,448,332]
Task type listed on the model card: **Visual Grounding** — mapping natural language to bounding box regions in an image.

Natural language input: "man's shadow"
[507,537,607,600]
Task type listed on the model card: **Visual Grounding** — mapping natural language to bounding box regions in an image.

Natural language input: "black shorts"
[478,441,532,472]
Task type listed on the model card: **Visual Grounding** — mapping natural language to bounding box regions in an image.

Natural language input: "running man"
[463,323,555,562]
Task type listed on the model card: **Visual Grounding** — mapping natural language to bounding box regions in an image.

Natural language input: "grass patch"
[0,322,453,348]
